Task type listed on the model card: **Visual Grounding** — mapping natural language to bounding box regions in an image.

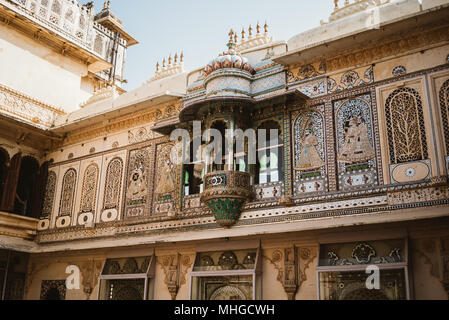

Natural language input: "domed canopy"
[204,30,255,76]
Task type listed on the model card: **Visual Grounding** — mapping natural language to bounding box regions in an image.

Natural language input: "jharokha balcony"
[201,170,252,227]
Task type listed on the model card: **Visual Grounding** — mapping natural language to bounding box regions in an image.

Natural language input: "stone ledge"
[0,211,38,240]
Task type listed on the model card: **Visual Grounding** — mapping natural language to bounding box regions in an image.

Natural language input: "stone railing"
[149,53,185,82]
[3,0,126,60]
[235,23,273,52]
[329,0,391,22]
[0,83,66,128]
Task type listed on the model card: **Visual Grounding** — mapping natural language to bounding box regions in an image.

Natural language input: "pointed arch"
[59,168,77,217]
[439,79,449,154]
[80,164,99,213]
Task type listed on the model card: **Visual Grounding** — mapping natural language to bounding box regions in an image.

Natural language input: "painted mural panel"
[153,143,177,216]
[125,147,152,218]
[293,108,327,194]
[334,94,378,190]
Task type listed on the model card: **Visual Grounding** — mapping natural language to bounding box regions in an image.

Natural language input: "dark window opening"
[210,120,228,172]
[184,141,205,196]
[255,120,284,185]
[0,149,8,206]
[14,157,39,217]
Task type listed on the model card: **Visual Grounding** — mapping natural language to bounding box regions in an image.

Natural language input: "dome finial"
[228,29,235,42]
[241,27,245,42]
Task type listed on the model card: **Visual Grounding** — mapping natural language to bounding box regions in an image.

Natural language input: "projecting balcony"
[200,171,252,228]
[0,211,38,240]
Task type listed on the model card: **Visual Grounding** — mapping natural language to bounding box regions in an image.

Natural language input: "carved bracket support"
[159,254,193,300]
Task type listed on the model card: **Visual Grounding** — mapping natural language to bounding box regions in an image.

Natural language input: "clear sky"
[81,0,333,91]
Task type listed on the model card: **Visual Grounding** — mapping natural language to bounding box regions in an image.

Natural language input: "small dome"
[204,40,255,76]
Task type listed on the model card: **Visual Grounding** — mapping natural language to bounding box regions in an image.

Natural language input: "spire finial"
[228,29,235,43]
[168,54,172,66]
[241,27,246,42]
[156,62,160,73]
[264,21,268,34]
[180,51,184,62]
[248,24,253,37]
[174,53,178,64]
[256,22,260,34]
[334,0,339,9]
[162,57,166,68]
[234,32,238,44]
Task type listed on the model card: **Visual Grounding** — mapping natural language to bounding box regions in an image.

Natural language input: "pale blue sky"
[81,0,333,91]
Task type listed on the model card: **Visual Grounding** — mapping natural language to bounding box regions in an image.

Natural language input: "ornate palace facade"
[1,0,449,300]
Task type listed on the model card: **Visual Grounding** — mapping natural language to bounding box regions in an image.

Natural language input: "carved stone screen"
[317,239,409,300]
[99,279,145,300]
[318,269,406,300]
[191,275,253,300]
[191,249,260,300]
[98,256,154,301]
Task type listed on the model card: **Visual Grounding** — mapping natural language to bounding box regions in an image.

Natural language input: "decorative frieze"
[0,83,65,128]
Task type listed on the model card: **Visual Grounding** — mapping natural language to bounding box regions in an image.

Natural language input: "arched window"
[80,164,99,213]
[0,148,8,205]
[385,88,428,164]
[439,79,449,154]
[103,158,123,210]
[14,157,39,217]
[59,169,77,217]
[255,120,283,185]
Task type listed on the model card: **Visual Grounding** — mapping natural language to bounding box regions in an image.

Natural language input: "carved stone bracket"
[266,246,317,300]
[298,247,317,289]
[267,247,298,300]
[159,254,193,300]
[78,260,104,300]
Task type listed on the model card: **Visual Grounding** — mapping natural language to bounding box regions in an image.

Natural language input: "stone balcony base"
[0,211,38,240]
